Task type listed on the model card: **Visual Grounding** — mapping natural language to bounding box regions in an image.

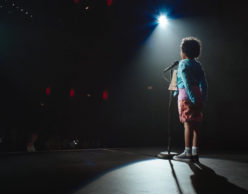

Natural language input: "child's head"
[180,37,201,59]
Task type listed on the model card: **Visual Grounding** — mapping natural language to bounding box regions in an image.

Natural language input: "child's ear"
[181,51,186,59]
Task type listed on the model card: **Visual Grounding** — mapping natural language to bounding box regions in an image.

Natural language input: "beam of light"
[74,159,192,194]
[157,14,168,27]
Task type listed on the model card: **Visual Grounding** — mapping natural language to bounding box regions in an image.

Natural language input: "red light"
[70,88,75,97]
[74,0,79,4]
[102,90,109,100]
[107,0,112,6]
[45,87,51,95]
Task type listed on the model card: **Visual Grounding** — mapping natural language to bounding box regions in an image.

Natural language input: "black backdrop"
[0,0,248,151]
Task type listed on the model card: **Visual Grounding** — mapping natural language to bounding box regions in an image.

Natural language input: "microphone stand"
[157,67,178,159]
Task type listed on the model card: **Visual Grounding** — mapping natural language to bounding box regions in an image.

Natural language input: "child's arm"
[179,62,197,104]
[199,69,208,102]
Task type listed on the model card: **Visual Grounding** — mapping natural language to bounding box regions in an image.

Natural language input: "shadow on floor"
[169,160,183,194]
[189,162,248,194]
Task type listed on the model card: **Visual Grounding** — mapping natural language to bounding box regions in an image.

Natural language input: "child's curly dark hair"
[180,37,202,59]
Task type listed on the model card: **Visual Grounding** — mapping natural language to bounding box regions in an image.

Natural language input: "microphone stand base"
[157,151,178,159]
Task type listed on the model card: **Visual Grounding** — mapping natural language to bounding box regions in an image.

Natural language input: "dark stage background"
[0,0,248,151]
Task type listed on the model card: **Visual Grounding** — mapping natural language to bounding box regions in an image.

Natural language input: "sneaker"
[192,155,199,163]
[173,151,192,162]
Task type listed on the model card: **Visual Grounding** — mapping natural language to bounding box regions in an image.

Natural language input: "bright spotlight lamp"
[157,14,168,27]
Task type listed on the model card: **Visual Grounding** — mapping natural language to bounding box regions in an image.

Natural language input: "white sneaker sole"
[173,156,192,162]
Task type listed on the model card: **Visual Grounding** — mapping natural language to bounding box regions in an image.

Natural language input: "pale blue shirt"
[174,59,207,104]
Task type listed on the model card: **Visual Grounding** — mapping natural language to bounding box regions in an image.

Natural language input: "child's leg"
[173,122,193,161]
[184,122,193,148]
[192,122,200,159]
[193,128,199,147]
[192,122,200,147]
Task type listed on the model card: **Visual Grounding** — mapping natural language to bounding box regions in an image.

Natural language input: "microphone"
[163,61,179,73]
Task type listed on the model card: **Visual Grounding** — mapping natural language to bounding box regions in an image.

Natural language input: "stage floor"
[1,147,248,194]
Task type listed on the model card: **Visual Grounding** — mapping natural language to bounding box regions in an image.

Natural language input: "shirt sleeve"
[199,68,208,102]
[179,62,197,104]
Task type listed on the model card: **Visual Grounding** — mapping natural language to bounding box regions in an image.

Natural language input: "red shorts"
[178,99,203,123]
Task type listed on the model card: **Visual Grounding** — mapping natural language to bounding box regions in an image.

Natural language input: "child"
[173,37,207,162]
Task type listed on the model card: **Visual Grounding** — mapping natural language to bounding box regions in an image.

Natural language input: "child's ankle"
[185,147,192,156]
[192,146,199,156]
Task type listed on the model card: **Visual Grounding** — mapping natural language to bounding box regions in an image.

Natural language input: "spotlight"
[157,14,168,26]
